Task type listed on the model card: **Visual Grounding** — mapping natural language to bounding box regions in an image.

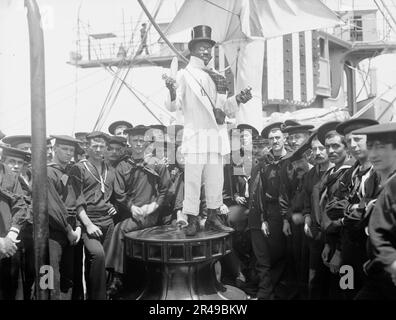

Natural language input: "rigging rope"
[202,0,239,16]
[93,0,165,130]
[103,66,164,124]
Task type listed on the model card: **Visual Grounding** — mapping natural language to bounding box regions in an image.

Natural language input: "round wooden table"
[123,225,247,300]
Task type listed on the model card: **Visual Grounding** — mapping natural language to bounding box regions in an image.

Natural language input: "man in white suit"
[165,25,252,236]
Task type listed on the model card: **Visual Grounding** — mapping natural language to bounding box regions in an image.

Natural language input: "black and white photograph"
[1,0,396,306]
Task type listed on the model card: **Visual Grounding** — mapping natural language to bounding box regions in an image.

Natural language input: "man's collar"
[315,162,330,175]
[48,162,63,171]
[132,156,145,163]
[48,161,67,170]
[189,56,206,69]
[270,148,287,158]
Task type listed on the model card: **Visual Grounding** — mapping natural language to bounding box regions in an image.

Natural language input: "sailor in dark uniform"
[74,132,89,162]
[2,135,53,192]
[299,132,332,299]
[221,124,257,290]
[0,145,34,299]
[324,118,378,299]
[47,135,83,299]
[2,136,32,194]
[352,123,396,299]
[248,122,289,299]
[68,131,117,300]
[314,121,353,299]
[106,125,171,298]
[278,121,314,299]
[1,145,31,196]
[0,146,29,299]
[106,135,128,168]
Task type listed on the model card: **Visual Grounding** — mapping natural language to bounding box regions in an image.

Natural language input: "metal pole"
[25,0,50,300]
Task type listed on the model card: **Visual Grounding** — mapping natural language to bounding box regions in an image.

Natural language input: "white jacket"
[165,56,239,156]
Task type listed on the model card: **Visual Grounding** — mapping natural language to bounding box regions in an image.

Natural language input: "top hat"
[188,25,216,51]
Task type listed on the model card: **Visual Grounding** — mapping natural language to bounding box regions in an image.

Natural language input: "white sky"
[1,0,396,136]
[0,0,183,136]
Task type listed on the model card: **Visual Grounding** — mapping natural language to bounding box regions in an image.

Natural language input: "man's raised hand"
[236,87,253,104]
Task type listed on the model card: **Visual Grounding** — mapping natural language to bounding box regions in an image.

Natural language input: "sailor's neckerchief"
[268,148,288,164]
[80,159,109,194]
[349,161,373,201]
[361,169,396,224]
[319,162,351,207]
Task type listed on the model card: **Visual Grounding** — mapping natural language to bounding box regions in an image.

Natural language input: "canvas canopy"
[164,0,342,130]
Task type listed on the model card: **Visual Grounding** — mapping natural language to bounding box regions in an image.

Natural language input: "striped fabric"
[263,30,320,106]
[216,30,320,107]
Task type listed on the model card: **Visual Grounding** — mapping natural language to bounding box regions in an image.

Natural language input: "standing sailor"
[352,123,396,299]
[0,146,29,299]
[278,121,313,299]
[325,119,378,299]
[314,121,352,298]
[300,132,332,299]
[1,145,34,299]
[248,122,289,299]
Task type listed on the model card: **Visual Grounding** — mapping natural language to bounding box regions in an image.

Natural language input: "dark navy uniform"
[248,150,289,299]
[326,161,373,298]
[106,155,170,276]
[0,162,29,299]
[69,158,116,300]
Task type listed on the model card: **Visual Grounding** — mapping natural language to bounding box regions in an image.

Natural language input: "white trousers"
[182,152,224,216]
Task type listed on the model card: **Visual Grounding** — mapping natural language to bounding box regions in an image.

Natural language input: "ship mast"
[25,0,50,300]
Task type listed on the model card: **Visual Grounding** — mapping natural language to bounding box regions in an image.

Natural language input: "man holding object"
[164,25,252,236]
